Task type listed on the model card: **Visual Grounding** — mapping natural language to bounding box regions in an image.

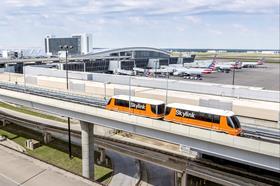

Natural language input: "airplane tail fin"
[207,62,216,71]
[236,59,242,65]
[212,54,217,64]
[257,58,265,65]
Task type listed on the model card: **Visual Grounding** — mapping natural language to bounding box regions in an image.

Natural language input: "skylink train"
[106,95,242,136]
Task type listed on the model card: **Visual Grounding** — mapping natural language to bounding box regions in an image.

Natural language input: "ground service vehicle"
[106,95,242,136]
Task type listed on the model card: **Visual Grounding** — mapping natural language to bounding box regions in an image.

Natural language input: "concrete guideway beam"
[0,88,279,173]
[80,121,95,180]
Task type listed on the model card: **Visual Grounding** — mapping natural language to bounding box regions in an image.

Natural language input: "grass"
[0,101,67,123]
[193,52,280,63]
[0,124,112,182]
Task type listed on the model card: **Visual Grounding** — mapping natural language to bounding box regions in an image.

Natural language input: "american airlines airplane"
[215,60,242,73]
[184,55,241,72]
[165,62,216,79]
[241,58,265,68]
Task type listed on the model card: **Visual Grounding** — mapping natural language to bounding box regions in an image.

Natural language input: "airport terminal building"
[1,47,195,75]
[64,47,195,73]
[45,34,93,56]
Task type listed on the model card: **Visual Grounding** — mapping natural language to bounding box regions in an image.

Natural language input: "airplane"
[165,62,216,80]
[215,60,242,73]
[185,55,241,73]
[133,67,173,76]
[184,59,213,68]
[241,58,265,68]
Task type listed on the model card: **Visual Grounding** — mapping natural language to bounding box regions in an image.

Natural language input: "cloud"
[209,29,223,35]
[3,0,45,7]
[0,0,278,49]
[232,23,250,33]
[185,16,201,24]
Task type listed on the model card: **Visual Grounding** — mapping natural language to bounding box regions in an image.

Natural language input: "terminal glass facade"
[45,38,81,55]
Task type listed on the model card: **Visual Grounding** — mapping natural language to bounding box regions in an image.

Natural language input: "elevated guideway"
[0,87,279,173]
[0,72,279,122]
[2,108,276,185]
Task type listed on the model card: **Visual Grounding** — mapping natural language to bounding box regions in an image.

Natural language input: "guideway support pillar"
[97,148,106,165]
[80,121,95,180]
[1,119,6,127]
[176,171,187,186]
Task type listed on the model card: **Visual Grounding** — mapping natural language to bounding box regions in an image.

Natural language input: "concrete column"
[176,172,187,186]
[80,121,94,180]
[1,119,6,127]
[97,148,106,165]
[43,132,52,144]
[181,172,187,186]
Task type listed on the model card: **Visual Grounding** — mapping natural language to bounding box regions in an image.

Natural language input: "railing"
[0,81,107,108]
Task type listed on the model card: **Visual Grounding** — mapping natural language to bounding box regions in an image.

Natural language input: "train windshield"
[165,107,172,115]
[106,98,112,105]
[158,104,165,114]
[227,116,241,129]
[151,104,165,115]
[230,116,241,129]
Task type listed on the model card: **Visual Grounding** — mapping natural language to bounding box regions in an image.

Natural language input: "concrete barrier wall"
[199,99,233,111]
[69,81,85,93]
[25,66,279,102]
[232,103,280,121]
[114,88,135,96]
[25,66,92,80]
[25,76,38,85]
[90,73,279,102]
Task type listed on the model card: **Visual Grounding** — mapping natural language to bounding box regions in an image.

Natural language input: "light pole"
[104,81,111,100]
[165,73,169,105]
[129,76,131,113]
[83,62,86,72]
[232,67,236,86]
[60,45,73,159]
[24,66,26,89]
[165,58,170,105]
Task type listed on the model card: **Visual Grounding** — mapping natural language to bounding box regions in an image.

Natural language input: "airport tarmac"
[172,63,280,91]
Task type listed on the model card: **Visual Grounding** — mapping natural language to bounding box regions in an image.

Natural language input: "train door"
[211,114,221,131]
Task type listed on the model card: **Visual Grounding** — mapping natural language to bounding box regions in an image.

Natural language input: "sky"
[0,0,279,49]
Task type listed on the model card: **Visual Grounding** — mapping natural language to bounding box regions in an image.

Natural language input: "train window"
[205,113,213,122]
[151,105,157,114]
[115,99,129,107]
[195,112,212,122]
[158,104,165,114]
[165,107,172,115]
[123,100,129,107]
[230,116,241,128]
[115,99,121,106]
[227,117,235,128]
[213,115,220,124]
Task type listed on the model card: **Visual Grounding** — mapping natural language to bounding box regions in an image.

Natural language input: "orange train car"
[164,103,242,136]
[105,95,242,136]
[106,95,165,119]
